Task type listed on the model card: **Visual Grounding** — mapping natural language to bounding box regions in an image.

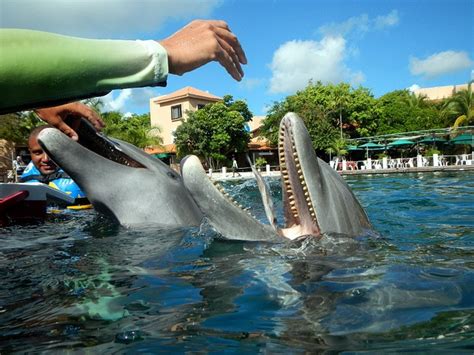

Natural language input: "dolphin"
[181,112,371,241]
[38,112,371,241]
[37,119,203,227]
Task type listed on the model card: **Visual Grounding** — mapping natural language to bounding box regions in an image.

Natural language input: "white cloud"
[269,36,364,94]
[0,0,222,38]
[410,51,473,78]
[374,10,399,29]
[318,10,398,37]
[238,77,265,90]
[101,87,161,112]
[318,14,370,37]
[102,89,132,111]
[408,84,420,92]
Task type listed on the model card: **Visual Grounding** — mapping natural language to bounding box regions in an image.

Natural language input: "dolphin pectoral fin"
[181,155,282,242]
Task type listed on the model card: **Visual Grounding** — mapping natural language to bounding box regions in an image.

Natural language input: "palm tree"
[406,91,428,108]
[444,81,474,129]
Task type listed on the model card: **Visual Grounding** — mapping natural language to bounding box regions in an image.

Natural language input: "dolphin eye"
[167,172,178,180]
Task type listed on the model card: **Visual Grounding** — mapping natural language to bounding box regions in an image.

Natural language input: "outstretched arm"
[0,20,246,114]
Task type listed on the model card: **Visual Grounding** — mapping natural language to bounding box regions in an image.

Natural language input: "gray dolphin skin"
[37,120,203,227]
[182,112,371,241]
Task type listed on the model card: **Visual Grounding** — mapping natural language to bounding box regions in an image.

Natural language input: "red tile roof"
[153,86,221,104]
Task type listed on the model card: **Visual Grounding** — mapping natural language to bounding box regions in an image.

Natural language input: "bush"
[425,148,441,156]
[255,157,267,167]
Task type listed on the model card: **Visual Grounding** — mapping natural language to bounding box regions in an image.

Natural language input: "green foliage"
[255,157,267,167]
[174,95,251,169]
[101,111,163,148]
[424,148,441,156]
[260,82,376,153]
[374,90,444,134]
[0,111,43,144]
[443,81,474,128]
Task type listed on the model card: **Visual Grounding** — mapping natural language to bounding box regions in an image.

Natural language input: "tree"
[374,90,443,135]
[0,111,43,144]
[101,112,163,148]
[174,96,251,169]
[443,82,474,128]
[260,82,376,154]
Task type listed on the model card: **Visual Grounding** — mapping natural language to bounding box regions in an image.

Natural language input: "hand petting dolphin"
[181,112,372,240]
[37,119,203,227]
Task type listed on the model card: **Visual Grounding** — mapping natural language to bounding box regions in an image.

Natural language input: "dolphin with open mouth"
[37,119,203,227]
[38,112,371,241]
[181,112,372,241]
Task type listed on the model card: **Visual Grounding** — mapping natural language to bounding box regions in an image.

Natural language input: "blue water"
[0,172,473,352]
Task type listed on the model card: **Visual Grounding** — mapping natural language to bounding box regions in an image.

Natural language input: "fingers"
[161,19,247,81]
[54,121,79,141]
[216,36,244,81]
[35,102,104,141]
[213,25,247,65]
[67,102,104,131]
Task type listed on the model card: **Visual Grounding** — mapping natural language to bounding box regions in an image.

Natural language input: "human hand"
[159,20,247,81]
[34,102,104,141]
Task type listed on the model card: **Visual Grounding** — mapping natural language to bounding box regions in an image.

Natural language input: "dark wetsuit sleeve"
[0,29,168,113]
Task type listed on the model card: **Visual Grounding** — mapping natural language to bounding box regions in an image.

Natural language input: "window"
[197,104,206,110]
[171,105,182,120]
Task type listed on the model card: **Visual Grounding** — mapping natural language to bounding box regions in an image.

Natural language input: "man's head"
[28,125,58,175]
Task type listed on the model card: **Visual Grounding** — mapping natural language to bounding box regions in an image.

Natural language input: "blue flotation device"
[19,162,86,200]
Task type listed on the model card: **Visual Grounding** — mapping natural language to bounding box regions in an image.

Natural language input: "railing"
[330,153,473,171]
[207,153,474,178]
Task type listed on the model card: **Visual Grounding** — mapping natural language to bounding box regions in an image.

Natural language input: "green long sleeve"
[0,29,168,113]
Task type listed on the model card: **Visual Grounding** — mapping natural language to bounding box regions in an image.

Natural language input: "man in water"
[20,126,87,204]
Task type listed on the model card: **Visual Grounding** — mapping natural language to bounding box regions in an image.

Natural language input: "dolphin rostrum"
[37,119,203,227]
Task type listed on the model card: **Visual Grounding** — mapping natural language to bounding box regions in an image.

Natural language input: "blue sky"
[2,0,473,116]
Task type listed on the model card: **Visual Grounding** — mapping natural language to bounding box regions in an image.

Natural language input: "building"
[411,83,469,101]
[147,86,277,166]
[149,86,222,146]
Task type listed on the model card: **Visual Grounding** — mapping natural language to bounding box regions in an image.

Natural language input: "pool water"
[0,172,473,352]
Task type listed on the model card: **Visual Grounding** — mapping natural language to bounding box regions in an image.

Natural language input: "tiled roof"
[152,86,222,104]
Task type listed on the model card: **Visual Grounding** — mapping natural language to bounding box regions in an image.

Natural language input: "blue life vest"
[20,162,86,200]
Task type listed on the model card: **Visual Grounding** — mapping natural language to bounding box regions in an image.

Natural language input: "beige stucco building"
[411,83,468,101]
[149,86,222,147]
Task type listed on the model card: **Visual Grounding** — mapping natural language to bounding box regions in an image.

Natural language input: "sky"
[1,0,473,116]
